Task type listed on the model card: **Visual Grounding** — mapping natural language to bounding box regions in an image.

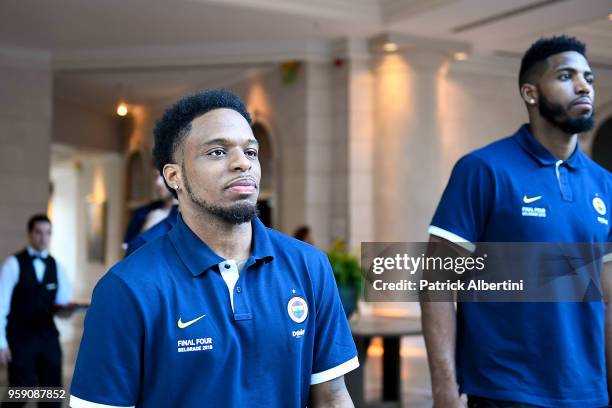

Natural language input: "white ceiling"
[1,0,610,113]
[1,0,609,55]
[54,64,274,113]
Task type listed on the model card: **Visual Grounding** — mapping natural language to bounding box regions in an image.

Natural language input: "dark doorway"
[592,117,612,172]
[252,123,275,227]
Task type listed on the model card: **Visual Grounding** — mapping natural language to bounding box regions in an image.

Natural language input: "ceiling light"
[116,103,128,116]
[453,52,468,61]
[608,13,612,21]
[383,42,398,52]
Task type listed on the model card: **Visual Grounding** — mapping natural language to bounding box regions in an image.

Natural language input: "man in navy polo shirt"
[70,90,358,407]
[422,36,611,407]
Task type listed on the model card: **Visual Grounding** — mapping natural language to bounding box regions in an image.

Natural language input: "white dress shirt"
[0,246,72,349]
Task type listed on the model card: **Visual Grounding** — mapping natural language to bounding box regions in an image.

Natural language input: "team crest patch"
[593,196,606,216]
[287,297,308,323]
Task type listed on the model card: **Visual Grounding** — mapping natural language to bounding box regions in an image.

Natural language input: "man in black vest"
[0,214,72,407]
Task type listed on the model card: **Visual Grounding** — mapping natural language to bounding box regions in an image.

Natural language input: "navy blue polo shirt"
[430,125,612,407]
[70,216,358,408]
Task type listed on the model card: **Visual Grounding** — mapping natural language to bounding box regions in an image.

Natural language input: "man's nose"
[575,76,592,95]
[230,150,252,172]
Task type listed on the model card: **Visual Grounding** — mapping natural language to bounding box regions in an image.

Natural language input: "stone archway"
[126,151,146,204]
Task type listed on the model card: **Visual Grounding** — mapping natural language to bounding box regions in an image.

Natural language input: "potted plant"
[327,240,362,318]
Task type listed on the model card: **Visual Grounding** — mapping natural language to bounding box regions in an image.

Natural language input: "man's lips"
[570,97,592,109]
[225,178,258,193]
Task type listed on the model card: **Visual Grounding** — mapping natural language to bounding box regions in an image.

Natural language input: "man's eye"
[245,149,258,158]
[558,73,570,80]
[208,149,225,157]
[586,76,594,84]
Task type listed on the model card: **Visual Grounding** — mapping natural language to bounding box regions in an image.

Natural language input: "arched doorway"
[252,123,276,227]
[126,151,146,205]
[591,117,612,172]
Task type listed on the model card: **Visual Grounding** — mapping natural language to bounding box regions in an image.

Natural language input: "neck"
[28,245,46,254]
[528,113,577,161]
[180,201,252,263]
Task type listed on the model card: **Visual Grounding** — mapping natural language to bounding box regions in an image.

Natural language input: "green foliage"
[327,240,362,292]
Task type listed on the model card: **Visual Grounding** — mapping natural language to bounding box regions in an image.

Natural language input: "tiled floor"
[1,314,434,407]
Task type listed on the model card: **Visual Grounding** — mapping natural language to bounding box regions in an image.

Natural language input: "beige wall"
[372,51,612,243]
[53,98,123,152]
[0,51,52,259]
[331,51,375,251]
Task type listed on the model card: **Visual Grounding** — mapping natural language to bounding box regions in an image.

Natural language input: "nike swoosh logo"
[523,195,542,204]
[177,314,206,329]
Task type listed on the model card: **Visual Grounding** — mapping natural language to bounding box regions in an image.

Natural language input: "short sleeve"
[70,272,143,408]
[429,154,494,251]
[310,254,359,385]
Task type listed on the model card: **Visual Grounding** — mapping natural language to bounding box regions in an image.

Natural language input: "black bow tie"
[30,254,46,262]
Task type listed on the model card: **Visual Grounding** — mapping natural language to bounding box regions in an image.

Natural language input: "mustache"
[224,177,259,189]
[569,96,592,107]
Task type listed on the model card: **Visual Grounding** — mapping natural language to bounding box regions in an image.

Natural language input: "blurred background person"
[0,214,72,407]
[123,169,177,249]
[293,225,314,246]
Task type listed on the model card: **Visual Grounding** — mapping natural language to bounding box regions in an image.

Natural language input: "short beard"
[538,93,595,135]
[183,172,258,225]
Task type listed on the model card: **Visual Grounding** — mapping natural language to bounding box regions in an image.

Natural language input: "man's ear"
[520,83,538,106]
[163,163,182,192]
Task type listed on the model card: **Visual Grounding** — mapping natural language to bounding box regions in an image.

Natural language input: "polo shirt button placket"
[558,164,573,202]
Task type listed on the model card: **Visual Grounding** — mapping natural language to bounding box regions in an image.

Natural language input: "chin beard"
[185,178,258,225]
[200,201,258,225]
[538,94,595,134]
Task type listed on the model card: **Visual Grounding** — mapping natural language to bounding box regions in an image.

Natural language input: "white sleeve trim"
[310,356,359,385]
[428,226,476,253]
[69,395,135,408]
[603,253,612,264]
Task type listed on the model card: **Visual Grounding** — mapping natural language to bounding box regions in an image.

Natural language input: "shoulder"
[107,235,174,289]
[465,135,517,165]
[49,256,67,274]
[264,228,332,283]
[580,155,612,200]
[2,255,18,267]
[0,256,18,274]
[449,135,520,181]
[580,153,612,180]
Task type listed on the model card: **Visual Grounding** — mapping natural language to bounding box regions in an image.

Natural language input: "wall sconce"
[383,42,399,53]
[453,52,468,61]
[116,102,128,116]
